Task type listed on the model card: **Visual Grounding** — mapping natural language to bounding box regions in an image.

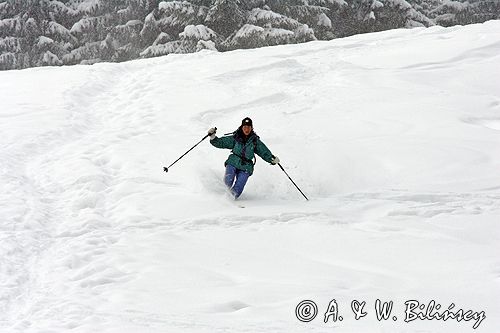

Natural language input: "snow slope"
[1,21,500,333]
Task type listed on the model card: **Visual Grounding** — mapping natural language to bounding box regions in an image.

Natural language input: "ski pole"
[163,128,215,173]
[277,163,309,201]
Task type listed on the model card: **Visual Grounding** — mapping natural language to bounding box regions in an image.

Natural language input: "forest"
[1,0,499,70]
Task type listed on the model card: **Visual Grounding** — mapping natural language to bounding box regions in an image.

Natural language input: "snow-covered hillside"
[1,21,500,333]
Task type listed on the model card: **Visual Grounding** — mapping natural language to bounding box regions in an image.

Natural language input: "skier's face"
[242,125,252,136]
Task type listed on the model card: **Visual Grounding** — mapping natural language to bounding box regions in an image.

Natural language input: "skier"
[208,117,280,199]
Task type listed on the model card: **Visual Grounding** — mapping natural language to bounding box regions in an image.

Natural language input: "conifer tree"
[433,0,500,26]
[0,0,80,69]
[156,1,209,37]
[206,0,245,37]
[1,0,499,70]
[411,0,442,19]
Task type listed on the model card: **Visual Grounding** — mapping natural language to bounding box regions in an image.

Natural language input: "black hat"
[241,117,253,127]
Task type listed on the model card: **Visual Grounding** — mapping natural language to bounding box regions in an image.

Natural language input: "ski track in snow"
[1,22,500,332]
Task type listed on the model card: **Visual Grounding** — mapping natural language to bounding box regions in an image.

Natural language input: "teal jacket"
[210,129,274,175]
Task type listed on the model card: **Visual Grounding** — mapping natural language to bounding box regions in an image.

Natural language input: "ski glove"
[271,155,280,165]
[208,127,217,140]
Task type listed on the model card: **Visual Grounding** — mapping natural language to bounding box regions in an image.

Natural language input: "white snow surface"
[1,21,500,333]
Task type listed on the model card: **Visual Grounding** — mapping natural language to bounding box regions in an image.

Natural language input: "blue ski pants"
[224,164,250,199]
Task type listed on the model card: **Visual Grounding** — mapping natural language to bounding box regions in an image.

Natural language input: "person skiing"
[208,117,279,199]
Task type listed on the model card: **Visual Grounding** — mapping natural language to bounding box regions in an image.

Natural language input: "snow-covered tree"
[189,0,214,7]
[1,0,499,70]
[108,20,144,62]
[40,50,63,66]
[267,0,329,22]
[0,16,23,38]
[62,39,111,65]
[0,52,17,70]
[206,0,245,37]
[333,0,433,36]
[0,36,21,54]
[222,5,318,49]
[196,39,217,51]
[68,0,159,64]
[372,0,434,30]
[264,0,337,38]
[223,23,315,50]
[247,8,302,30]
[470,0,500,22]
[140,11,161,46]
[43,0,79,28]
[156,1,209,37]
[141,23,220,57]
[0,0,80,69]
[433,0,500,26]
[411,0,443,19]
[177,23,220,51]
